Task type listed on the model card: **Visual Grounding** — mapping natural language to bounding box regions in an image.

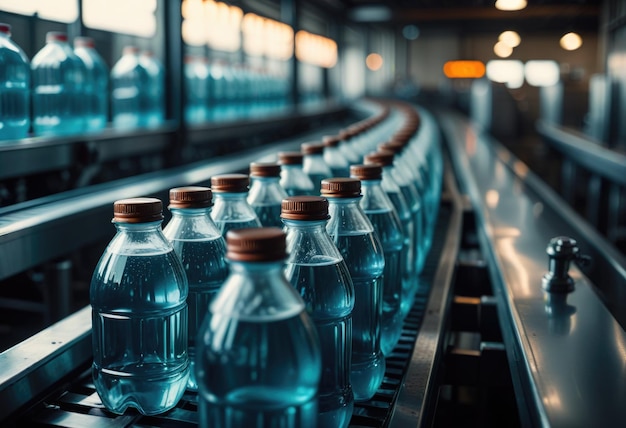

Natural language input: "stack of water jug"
[89,101,443,427]
[0,26,166,141]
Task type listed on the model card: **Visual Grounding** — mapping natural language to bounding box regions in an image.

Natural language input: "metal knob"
[541,236,590,293]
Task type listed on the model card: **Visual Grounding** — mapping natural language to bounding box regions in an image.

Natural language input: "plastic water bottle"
[90,198,189,415]
[184,55,210,125]
[74,37,108,132]
[139,50,165,128]
[302,142,332,195]
[111,46,145,129]
[31,31,86,136]
[248,162,288,228]
[322,135,350,177]
[278,151,315,197]
[163,187,228,391]
[0,23,30,141]
[364,151,416,317]
[321,178,385,401]
[350,164,404,354]
[338,129,361,166]
[281,196,355,427]
[196,227,321,427]
[210,173,262,236]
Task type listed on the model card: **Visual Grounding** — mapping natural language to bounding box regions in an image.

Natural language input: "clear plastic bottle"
[278,151,315,197]
[338,129,361,166]
[248,162,288,228]
[163,187,228,391]
[139,50,165,128]
[322,135,350,177]
[0,23,30,141]
[210,173,262,236]
[302,142,333,195]
[196,227,321,427]
[74,36,108,132]
[184,55,210,125]
[111,46,145,129]
[321,178,385,401]
[364,151,416,317]
[281,196,355,428]
[31,31,86,136]
[350,165,404,354]
[90,198,189,415]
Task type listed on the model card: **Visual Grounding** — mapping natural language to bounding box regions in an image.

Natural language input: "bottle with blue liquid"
[139,50,165,128]
[195,227,321,428]
[74,36,108,132]
[321,178,385,401]
[302,142,332,195]
[350,164,404,355]
[31,31,86,136]
[247,162,288,228]
[0,23,30,141]
[278,151,315,197]
[90,198,189,415]
[322,135,350,177]
[184,55,210,125]
[210,173,262,237]
[163,187,228,391]
[282,196,355,428]
[111,46,145,130]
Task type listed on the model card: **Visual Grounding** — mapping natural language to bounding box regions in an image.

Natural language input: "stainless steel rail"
[441,109,626,427]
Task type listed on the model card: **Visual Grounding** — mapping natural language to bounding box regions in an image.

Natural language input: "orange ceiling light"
[443,60,486,78]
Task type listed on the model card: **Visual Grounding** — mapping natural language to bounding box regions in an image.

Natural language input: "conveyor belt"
[1,166,461,428]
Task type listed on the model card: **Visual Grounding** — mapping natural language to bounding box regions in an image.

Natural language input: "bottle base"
[351,353,386,402]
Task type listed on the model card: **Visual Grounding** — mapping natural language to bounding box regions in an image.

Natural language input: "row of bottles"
[0,26,164,140]
[185,56,290,124]
[90,101,443,427]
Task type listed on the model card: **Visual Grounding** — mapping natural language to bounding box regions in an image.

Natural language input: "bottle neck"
[326,196,361,206]
[169,207,212,217]
[282,219,328,231]
[114,220,162,232]
[214,192,248,201]
[229,259,285,275]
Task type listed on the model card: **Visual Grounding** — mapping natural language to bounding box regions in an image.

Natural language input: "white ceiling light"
[499,30,521,48]
[560,32,583,51]
[525,60,560,87]
[495,0,527,11]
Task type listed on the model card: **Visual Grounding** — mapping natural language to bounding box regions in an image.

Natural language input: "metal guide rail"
[439,109,626,427]
[0,169,461,428]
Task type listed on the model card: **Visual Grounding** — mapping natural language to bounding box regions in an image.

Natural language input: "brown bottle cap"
[113,197,163,223]
[378,141,404,154]
[350,164,382,181]
[364,150,395,167]
[169,186,212,209]
[320,178,361,198]
[226,227,287,262]
[211,173,249,193]
[281,196,330,221]
[278,151,304,165]
[250,162,281,177]
[322,135,341,147]
[301,142,325,155]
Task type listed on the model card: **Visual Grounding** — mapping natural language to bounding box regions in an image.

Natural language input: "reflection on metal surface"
[544,292,577,335]
[496,235,531,297]
[486,189,499,208]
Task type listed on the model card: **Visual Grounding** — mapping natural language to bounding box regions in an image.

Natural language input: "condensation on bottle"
[248,162,288,228]
[278,151,315,197]
[350,164,404,355]
[321,178,386,402]
[0,23,30,141]
[210,173,262,237]
[74,36,108,132]
[282,196,355,428]
[163,187,228,391]
[196,227,321,428]
[90,198,189,415]
[31,31,86,136]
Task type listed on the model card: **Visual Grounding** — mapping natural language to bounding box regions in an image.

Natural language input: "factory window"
[0,0,78,23]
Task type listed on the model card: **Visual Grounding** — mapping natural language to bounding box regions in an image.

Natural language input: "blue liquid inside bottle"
[252,204,283,228]
[366,211,404,355]
[197,259,321,428]
[285,257,355,428]
[168,238,227,390]
[211,192,262,237]
[0,24,30,141]
[91,249,189,415]
[334,233,385,401]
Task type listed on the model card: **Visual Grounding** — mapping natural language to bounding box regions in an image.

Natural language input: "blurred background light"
[402,25,420,40]
[494,41,513,58]
[499,30,521,48]
[486,59,524,89]
[525,60,560,86]
[495,0,527,11]
[560,32,583,51]
[366,53,383,71]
